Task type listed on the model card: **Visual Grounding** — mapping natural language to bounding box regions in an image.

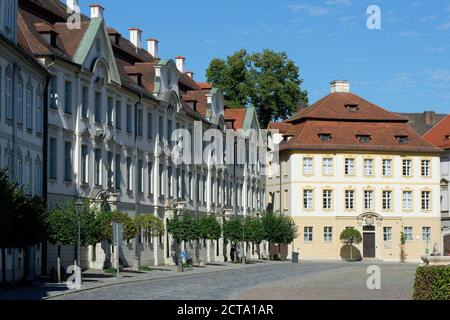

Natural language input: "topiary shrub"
[413,266,450,300]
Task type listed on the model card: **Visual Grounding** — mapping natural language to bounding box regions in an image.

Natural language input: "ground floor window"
[304,227,313,242]
[422,227,431,241]
[404,227,413,241]
[383,227,392,242]
[324,227,332,242]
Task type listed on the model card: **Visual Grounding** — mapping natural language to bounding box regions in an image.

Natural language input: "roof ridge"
[424,114,450,136]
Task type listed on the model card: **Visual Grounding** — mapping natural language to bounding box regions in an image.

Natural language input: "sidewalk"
[0,260,289,300]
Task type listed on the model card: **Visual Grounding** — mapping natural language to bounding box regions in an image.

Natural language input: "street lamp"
[74,199,84,272]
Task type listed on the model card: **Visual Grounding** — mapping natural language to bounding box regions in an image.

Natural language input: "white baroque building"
[13,0,266,272]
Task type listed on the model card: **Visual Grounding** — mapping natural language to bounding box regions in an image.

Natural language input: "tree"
[340,228,362,261]
[260,212,298,260]
[97,211,137,242]
[223,218,243,245]
[134,214,164,241]
[206,49,308,127]
[243,216,265,258]
[46,201,101,282]
[0,169,48,283]
[197,215,222,241]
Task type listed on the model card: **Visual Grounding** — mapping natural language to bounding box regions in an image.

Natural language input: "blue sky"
[79,0,450,114]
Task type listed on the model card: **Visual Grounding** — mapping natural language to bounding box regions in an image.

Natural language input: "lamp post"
[74,199,84,284]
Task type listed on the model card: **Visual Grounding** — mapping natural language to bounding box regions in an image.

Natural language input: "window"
[400,191,411,210]
[323,190,333,209]
[137,109,143,137]
[17,158,23,185]
[421,160,431,177]
[25,84,33,130]
[357,135,371,143]
[345,158,355,175]
[402,160,412,176]
[49,76,58,109]
[148,162,153,195]
[115,154,121,190]
[324,227,333,242]
[126,104,132,133]
[364,159,373,176]
[64,81,72,114]
[94,149,102,186]
[382,190,392,210]
[158,116,164,140]
[319,134,332,142]
[36,90,42,134]
[364,190,374,210]
[137,160,143,193]
[345,190,355,210]
[382,159,392,176]
[396,135,409,144]
[147,113,153,139]
[64,142,72,182]
[196,174,201,202]
[421,191,431,210]
[404,227,413,241]
[304,227,313,242]
[383,227,392,242]
[422,227,431,241]
[167,119,173,145]
[26,161,32,195]
[49,138,57,179]
[35,162,42,196]
[5,71,12,119]
[345,104,359,112]
[81,86,89,118]
[323,158,333,175]
[107,97,114,126]
[107,152,114,190]
[159,164,164,196]
[126,157,132,191]
[116,100,122,130]
[17,80,23,125]
[167,166,173,197]
[81,145,88,184]
[303,189,313,209]
[94,91,102,123]
[303,158,313,175]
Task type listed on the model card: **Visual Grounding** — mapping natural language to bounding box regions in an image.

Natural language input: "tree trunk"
[350,243,353,261]
[1,248,6,283]
[22,246,29,282]
[57,245,61,283]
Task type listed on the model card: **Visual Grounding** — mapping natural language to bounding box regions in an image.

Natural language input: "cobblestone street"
[53,261,418,300]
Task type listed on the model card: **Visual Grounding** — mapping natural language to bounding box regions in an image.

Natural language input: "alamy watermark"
[366,265,381,290]
[367,5,382,30]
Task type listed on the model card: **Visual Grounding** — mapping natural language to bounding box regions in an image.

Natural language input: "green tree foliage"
[97,211,137,242]
[261,212,298,245]
[46,200,101,247]
[340,228,362,261]
[197,215,222,241]
[167,214,202,243]
[135,214,164,239]
[223,218,244,244]
[243,216,264,244]
[414,266,450,300]
[206,49,308,127]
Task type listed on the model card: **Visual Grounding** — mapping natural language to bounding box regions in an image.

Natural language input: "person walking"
[230,245,236,263]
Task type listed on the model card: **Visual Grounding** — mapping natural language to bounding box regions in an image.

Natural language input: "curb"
[44,261,289,300]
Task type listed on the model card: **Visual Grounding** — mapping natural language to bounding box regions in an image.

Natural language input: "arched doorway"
[444,233,450,256]
[357,212,383,259]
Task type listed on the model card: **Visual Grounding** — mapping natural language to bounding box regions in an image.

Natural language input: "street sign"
[113,223,124,247]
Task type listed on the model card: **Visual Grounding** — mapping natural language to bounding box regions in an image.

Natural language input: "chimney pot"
[424,111,437,126]
[147,38,159,58]
[176,56,185,73]
[90,4,105,18]
[129,28,142,49]
[330,80,350,93]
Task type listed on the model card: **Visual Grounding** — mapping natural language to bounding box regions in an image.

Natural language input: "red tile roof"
[225,108,246,129]
[424,115,450,150]
[272,91,442,154]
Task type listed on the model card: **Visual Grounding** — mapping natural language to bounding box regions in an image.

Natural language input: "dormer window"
[35,23,58,47]
[128,73,142,86]
[319,133,332,142]
[345,104,359,112]
[396,135,409,144]
[445,135,450,141]
[356,135,371,143]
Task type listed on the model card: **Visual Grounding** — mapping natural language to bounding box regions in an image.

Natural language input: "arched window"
[17,74,23,125]
[5,65,12,120]
[4,0,13,32]
[26,80,33,130]
[36,86,43,134]
[35,157,42,196]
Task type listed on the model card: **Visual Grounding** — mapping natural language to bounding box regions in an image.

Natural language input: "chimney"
[147,38,159,58]
[67,0,79,13]
[186,71,194,79]
[330,80,350,93]
[424,111,437,126]
[129,28,142,49]
[90,4,104,18]
[176,56,185,73]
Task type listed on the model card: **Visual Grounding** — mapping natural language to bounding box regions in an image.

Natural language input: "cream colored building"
[268,81,443,262]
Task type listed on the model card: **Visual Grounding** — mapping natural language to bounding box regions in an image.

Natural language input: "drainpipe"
[41,73,50,276]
